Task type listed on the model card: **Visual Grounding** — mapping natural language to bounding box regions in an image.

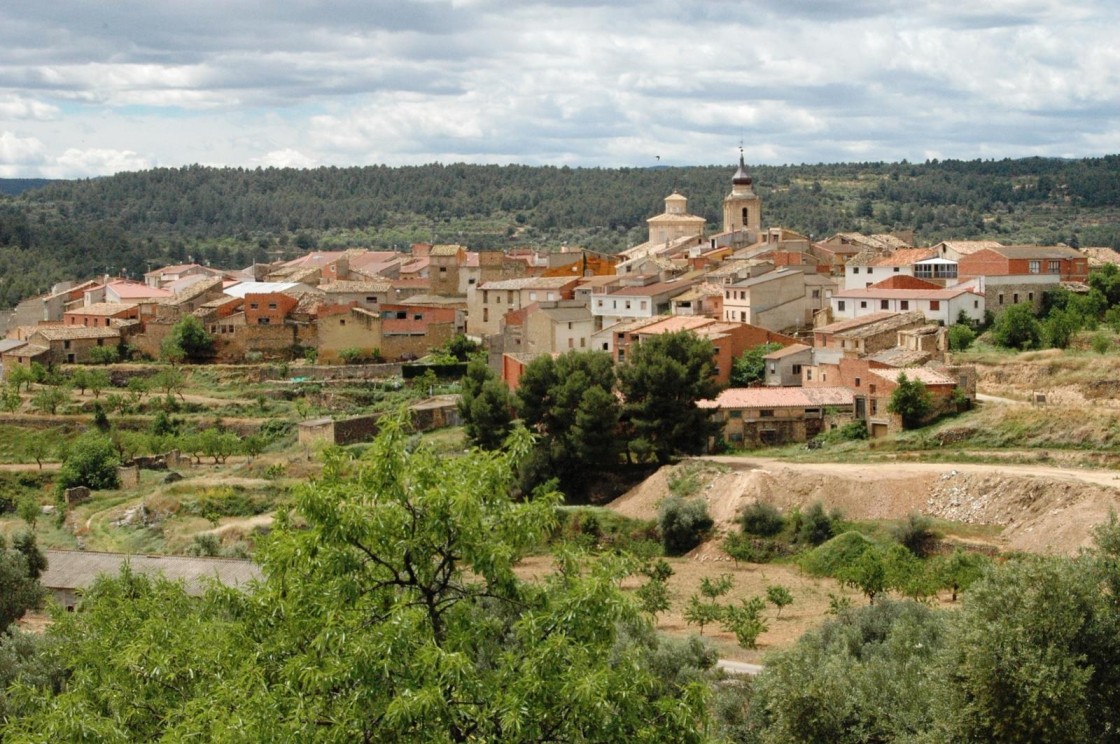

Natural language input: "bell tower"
[722,149,761,238]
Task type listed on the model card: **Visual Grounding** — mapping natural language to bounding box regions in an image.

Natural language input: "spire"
[732,146,752,187]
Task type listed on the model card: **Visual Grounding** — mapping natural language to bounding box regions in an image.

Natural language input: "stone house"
[721,268,812,331]
[813,311,929,357]
[469,276,579,337]
[26,326,121,365]
[763,343,813,386]
[698,386,855,448]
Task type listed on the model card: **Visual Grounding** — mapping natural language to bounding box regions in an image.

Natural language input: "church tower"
[722,150,761,238]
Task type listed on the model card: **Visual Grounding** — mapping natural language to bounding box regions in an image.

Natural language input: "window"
[1013,293,1020,304]
[974,300,979,309]
[249,303,259,309]
[413,314,422,321]
[365,296,377,303]
[838,301,846,312]
[1049,260,1061,273]
[760,410,774,418]
[596,300,603,308]
[860,300,867,309]
[1029,260,1041,274]
[855,377,861,387]
[529,292,537,301]
[568,338,574,349]
[870,399,878,415]
[1028,292,1034,302]
[880,300,889,310]
[268,303,277,310]
[806,369,813,381]
[640,301,647,310]
[729,410,742,419]
[893,267,900,273]
[63,340,71,349]
[869,384,876,394]
[625,300,631,310]
[930,300,940,311]
[900,300,909,310]
[853,267,860,274]
[580,338,586,348]
[812,289,820,299]
[998,294,1004,305]
[258,317,270,325]
[791,364,802,375]
[339,319,346,326]
[482,308,489,322]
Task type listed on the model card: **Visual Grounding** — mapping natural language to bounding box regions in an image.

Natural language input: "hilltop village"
[0,156,1106,443]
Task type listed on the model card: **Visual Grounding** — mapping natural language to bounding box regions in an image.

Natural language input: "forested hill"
[0,156,1117,308]
[0,179,55,196]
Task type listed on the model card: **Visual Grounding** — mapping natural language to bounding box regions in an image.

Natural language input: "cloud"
[0,0,1117,177]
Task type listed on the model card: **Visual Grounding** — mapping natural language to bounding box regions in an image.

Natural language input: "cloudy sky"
[1,0,1118,178]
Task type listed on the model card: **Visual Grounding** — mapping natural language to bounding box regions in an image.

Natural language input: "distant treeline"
[0,156,1117,308]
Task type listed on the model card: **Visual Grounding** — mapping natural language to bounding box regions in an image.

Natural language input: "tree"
[887,372,933,429]
[466,379,515,450]
[947,323,975,351]
[23,432,52,469]
[730,342,783,386]
[515,351,621,496]
[87,345,120,365]
[149,366,187,400]
[740,501,785,537]
[684,594,723,637]
[30,385,69,415]
[991,303,1042,350]
[458,358,515,451]
[85,368,110,399]
[721,597,768,649]
[766,585,794,617]
[635,559,673,618]
[161,316,213,363]
[840,547,889,604]
[933,548,987,602]
[4,418,713,741]
[0,533,46,633]
[0,385,21,413]
[7,365,33,393]
[617,331,721,464]
[56,432,120,492]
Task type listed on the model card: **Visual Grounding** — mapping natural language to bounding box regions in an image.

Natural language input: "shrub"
[795,502,839,546]
[740,501,785,537]
[800,531,876,577]
[1092,332,1112,354]
[893,513,941,558]
[948,324,976,351]
[658,496,714,556]
[56,433,120,492]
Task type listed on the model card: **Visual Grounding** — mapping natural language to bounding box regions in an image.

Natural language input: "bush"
[893,513,941,558]
[800,531,877,577]
[739,501,785,537]
[658,496,714,556]
[947,324,976,351]
[794,502,839,546]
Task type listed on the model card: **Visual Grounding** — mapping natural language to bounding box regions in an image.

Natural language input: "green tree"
[766,585,794,617]
[30,385,69,415]
[7,365,33,393]
[161,315,213,363]
[730,342,784,386]
[0,533,46,633]
[947,323,975,351]
[617,331,721,464]
[149,366,187,400]
[0,385,20,413]
[933,548,987,602]
[840,546,889,605]
[23,432,52,469]
[887,372,933,429]
[87,345,120,365]
[9,418,714,741]
[516,351,620,496]
[684,594,723,637]
[466,379,515,450]
[56,432,120,492]
[991,303,1042,350]
[85,368,110,399]
[721,596,768,649]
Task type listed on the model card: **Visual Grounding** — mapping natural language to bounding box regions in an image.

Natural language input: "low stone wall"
[261,363,403,382]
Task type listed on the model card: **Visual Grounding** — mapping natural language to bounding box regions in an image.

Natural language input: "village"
[0,154,1109,445]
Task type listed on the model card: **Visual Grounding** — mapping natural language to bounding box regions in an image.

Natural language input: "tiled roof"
[935,240,1004,254]
[479,277,577,291]
[430,244,466,257]
[632,316,717,335]
[870,248,937,267]
[763,343,812,360]
[607,278,698,298]
[987,245,1084,260]
[64,302,135,316]
[107,281,173,299]
[870,234,913,249]
[815,311,898,334]
[319,280,393,293]
[698,386,854,409]
[32,326,120,341]
[42,550,261,596]
[867,276,942,291]
[872,367,956,386]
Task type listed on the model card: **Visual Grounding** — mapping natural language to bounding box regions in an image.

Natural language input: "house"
[243,292,299,326]
[523,302,596,355]
[316,303,458,363]
[63,302,141,328]
[590,276,699,328]
[830,278,984,325]
[763,343,813,386]
[143,263,225,289]
[670,282,724,319]
[957,245,1089,314]
[698,386,855,448]
[932,240,1006,262]
[41,550,261,610]
[100,280,174,305]
[25,326,120,365]
[609,315,797,385]
[721,268,812,331]
[318,279,396,310]
[803,357,967,437]
[814,311,930,356]
[469,276,579,337]
[843,248,938,290]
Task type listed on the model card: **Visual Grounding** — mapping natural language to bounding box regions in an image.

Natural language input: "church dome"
[732,153,752,186]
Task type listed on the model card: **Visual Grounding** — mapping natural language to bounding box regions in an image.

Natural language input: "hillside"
[0,155,1118,307]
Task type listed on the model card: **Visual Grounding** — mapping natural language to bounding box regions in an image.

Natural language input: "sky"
[1,0,1118,179]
